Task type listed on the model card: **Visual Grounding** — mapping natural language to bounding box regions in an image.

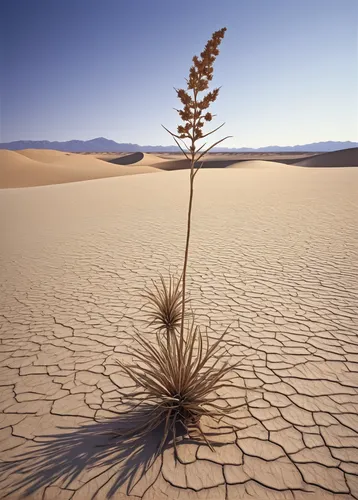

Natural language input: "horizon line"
[1,137,357,149]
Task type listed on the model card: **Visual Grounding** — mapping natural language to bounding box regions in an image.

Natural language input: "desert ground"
[0,148,358,499]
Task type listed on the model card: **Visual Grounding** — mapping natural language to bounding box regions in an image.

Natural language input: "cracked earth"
[0,165,358,499]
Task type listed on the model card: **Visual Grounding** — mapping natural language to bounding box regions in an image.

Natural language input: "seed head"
[175,28,227,147]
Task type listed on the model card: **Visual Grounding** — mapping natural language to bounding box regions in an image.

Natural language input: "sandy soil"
[0,154,358,499]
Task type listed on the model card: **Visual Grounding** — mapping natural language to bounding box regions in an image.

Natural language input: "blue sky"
[1,0,357,147]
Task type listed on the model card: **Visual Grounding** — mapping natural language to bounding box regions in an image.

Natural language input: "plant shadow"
[0,403,228,499]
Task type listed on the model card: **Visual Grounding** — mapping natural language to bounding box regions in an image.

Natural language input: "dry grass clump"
[117,323,238,455]
[141,274,188,334]
[117,27,241,453]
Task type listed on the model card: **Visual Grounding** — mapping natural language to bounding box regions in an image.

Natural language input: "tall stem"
[179,83,198,345]
[180,166,195,341]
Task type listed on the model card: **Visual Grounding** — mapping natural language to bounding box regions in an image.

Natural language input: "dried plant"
[141,273,189,335]
[117,28,240,453]
[117,322,241,456]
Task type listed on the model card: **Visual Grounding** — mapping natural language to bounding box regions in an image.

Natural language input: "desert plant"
[116,27,240,453]
[141,273,189,335]
[117,322,239,455]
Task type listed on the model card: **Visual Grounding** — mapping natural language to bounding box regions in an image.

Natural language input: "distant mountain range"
[0,137,357,153]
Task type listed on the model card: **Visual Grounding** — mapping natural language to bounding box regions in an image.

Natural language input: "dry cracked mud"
[0,166,358,499]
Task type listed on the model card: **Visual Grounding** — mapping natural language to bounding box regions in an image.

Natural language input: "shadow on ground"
[0,404,227,499]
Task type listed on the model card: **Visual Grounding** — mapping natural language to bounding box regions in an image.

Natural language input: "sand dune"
[295,147,358,167]
[154,158,289,171]
[152,157,242,170]
[94,152,130,161]
[0,149,162,188]
[156,152,316,163]
[108,152,169,166]
[152,158,190,170]
[18,149,160,170]
[227,159,288,169]
[17,149,74,163]
[2,147,357,189]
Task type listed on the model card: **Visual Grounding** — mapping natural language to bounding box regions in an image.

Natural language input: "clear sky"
[1,0,357,147]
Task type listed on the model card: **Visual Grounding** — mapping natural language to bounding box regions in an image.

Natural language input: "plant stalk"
[179,81,198,349]
[180,164,195,343]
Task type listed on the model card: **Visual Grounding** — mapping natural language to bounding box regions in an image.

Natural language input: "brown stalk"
[162,28,231,351]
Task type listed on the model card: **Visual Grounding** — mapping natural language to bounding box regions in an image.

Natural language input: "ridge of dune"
[136,153,169,166]
[153,158,289,171]
[0,149,41,165]
[151,157,244,171]
[17,149,74,163]
[107,152,169,166]
[18,149,126,169]
[105,152,144,165]
[94,152,130,161]
[152,158,190,170]
[0,149,162,188]
[228,159,288,169]
[294,147,358,167]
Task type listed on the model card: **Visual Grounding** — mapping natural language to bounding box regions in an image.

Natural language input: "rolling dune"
[1,147,357,189]
[153,158,290,171]
[107,152,169,166]
[17,149,75,163]
[295,147,358,167]
[152,158,190,170]
[227,159,288,169]
[152,157,241,170]
[0,150,162,188]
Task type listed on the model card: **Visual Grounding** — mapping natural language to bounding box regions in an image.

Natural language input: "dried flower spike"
[163,28,232,339]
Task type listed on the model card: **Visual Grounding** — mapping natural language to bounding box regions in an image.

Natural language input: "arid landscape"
[1,148,357,188]
[1,147,358,499]
[2,0,358,496]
